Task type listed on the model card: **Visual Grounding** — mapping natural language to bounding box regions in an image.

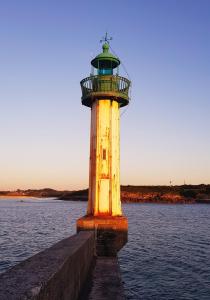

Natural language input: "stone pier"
[0,231,126,300]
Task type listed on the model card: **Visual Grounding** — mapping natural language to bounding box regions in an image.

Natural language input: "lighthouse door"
[98,179,110,214]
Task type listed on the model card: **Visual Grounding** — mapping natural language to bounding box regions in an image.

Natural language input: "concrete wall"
[0,231,94,300]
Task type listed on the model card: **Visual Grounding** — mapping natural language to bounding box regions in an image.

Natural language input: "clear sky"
[0,0,210,190]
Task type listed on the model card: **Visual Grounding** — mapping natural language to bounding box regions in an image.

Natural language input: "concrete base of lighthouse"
[77,216,128,256]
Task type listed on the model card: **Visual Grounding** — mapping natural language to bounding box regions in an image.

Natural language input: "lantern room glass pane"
[98,69,113,75]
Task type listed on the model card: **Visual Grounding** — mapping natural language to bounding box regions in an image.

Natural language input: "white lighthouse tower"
[77,35,131,256]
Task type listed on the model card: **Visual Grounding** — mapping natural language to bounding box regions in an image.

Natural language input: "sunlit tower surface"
[77,35,131,255]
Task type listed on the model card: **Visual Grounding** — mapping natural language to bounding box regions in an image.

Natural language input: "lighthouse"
[77,34,131,256]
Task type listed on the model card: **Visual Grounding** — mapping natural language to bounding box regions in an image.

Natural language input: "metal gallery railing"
[80,75,130,100]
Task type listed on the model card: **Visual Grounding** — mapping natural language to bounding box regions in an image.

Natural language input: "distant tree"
[205,187,210,194]
[180,189,197,198]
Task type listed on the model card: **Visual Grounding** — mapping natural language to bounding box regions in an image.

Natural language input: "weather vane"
[100,32,113,44]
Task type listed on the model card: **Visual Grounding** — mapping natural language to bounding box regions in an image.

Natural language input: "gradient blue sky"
[0,0,210,190]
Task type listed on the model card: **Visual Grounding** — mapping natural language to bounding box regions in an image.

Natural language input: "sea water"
[0,198,210,299]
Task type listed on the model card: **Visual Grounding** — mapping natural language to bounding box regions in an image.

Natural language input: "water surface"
[0,198,210,300]
[119,204,210,300]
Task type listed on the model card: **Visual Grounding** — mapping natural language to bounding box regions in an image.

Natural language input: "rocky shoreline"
[1,185,210,204]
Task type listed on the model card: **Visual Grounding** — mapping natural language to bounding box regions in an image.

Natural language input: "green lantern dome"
[91,42,120,69]
[80,35,131,108]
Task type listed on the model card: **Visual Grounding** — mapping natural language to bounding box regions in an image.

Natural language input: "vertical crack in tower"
[77,37,131,256]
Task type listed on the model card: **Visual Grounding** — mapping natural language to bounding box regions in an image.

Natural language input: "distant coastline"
[1,185,210,204]
[0,195,34,199]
